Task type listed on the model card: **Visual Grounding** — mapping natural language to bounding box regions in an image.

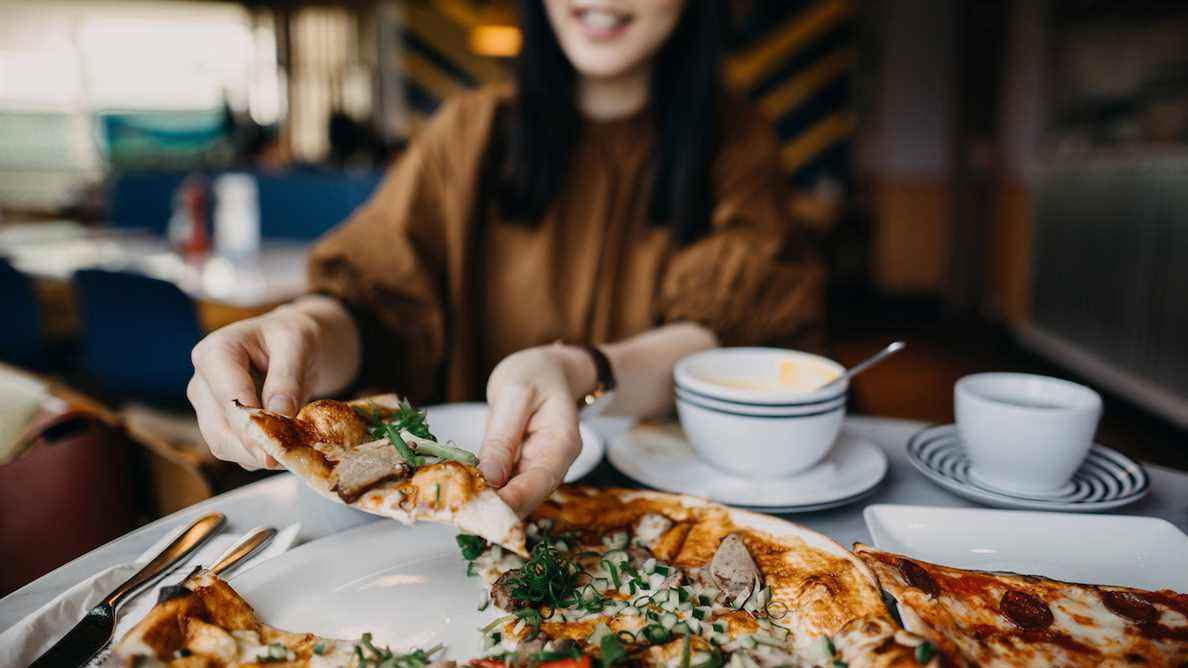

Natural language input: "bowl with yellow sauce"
[673,348,847,477]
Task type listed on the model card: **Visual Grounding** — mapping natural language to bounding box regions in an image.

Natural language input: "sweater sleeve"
[307,97,471,400]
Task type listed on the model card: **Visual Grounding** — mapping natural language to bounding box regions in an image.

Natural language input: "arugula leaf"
[457,534,487,561]
[600,632,627,667]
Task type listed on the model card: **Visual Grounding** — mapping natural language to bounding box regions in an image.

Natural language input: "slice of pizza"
[854,543,1188,667]
[232,394,526,556]
[114,567,451,667]
[457,487,936,668]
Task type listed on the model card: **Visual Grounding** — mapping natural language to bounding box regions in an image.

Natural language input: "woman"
[188,0,824,516]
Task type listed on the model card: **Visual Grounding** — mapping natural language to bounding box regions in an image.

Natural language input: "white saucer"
[906,424,1149,512]
[426,403,605,483]
[606,422,887,511]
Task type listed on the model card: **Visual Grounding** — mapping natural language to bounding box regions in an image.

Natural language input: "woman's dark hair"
[499,1,726,244]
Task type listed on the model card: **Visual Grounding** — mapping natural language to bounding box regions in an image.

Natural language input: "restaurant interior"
[2,0,1188,610]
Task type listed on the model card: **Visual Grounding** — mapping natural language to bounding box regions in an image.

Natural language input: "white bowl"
[673,348,847,478]
[955,373,1102,494]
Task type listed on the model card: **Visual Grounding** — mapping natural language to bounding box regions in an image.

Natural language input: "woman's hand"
[479,345,592,516]
[187,295,361,470]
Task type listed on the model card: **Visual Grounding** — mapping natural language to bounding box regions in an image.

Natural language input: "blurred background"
[2,0,1188,591]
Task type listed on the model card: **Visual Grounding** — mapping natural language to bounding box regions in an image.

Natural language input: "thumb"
[479,384,534,486]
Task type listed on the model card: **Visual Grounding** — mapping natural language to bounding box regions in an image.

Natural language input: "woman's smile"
[571,2,634,42]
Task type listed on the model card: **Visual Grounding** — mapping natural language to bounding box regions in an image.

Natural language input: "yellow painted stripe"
[780,111,855,173]
[759,47,855,119]
[726,0,853,91]
[433,0,483,29]
[403,50,467,101]
[403,2,508,84]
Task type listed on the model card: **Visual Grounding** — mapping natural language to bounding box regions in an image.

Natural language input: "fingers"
[192,333,261,409]
[479,384,534,486]
[498,396,581,516]
[187,375,278,470]
[497,465,562,518]
[259,323,314,417]
[497,424,581,516]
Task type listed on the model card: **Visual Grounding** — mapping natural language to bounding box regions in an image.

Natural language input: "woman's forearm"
[553,322,719,418]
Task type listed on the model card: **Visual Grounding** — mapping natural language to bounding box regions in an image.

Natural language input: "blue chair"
[256,171,383,240]
[0,258,48,371]
[73,269,202,405]
[107,171,190,235]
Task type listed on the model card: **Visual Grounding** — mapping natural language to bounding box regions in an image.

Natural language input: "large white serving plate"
[230,521,500,660]
[864,504,1188,591]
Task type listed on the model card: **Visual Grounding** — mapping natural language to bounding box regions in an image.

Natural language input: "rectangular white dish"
[863,504,1188,591]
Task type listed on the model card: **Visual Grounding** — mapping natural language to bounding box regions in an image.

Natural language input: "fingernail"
[267,394,297,417]
[480,460,505,485]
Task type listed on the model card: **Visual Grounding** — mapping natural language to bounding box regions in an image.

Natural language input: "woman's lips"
[572,7,633,41]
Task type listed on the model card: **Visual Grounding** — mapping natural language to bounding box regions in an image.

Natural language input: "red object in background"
[168,175,211,258]
[0,417,139,596]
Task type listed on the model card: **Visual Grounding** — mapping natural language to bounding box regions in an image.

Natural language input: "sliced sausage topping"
[1000,590,1054,629]
[897,558,939,598]
[1101,590,1159,623]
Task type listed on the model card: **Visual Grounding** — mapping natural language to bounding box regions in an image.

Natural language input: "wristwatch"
[576,344,616,417]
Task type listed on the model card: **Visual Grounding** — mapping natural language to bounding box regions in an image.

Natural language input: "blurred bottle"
[166,174,211,258]
[213,173,261,259]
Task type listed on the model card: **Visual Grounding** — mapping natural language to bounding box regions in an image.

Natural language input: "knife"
[83,526,279,668]
[153,525,277,603]
[29,512,226,668]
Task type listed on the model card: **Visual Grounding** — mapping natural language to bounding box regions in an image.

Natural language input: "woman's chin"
[567,51,648,82]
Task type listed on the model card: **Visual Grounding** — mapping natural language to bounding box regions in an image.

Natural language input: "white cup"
[955,373,1102,495]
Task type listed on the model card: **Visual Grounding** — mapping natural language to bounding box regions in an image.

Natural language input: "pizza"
[114,566,450,667]
[460,487,933,668]
[231,394,525,556]
[854,543,1188,667]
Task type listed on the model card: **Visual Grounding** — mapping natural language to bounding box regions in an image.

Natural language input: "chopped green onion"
[681,628,692,668]
[385,425,422,466]
[313,642,325,656]
[401,430,479,465]
[655,565,671,576]
[481,614,515,634]
[915,642,935,664]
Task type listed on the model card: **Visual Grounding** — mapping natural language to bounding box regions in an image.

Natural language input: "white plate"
[906,424,1149,511]
[426,403,605,483]
[228,493,837,658]
[864,504,1188,591]
[606,422,886,511]
[230,521,495,658]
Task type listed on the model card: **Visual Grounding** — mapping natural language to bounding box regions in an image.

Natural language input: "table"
[3,416,1187,629]
[0,222,309,337]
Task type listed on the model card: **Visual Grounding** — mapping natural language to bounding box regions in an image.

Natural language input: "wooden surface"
[830,296,1188,472]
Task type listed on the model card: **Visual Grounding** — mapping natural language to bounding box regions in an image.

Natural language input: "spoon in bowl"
[818,341,906,391]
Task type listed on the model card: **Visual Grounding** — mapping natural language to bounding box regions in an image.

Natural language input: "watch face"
[580,389,615,417]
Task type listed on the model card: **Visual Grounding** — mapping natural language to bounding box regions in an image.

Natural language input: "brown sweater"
[309,86,824,403]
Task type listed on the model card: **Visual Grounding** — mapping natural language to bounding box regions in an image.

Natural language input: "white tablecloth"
[3,416,1187,630]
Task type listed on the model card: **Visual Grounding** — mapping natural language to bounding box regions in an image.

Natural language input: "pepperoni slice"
[1000,590,1054,629]
[1102,590,1159,623]
[897,558,939,598]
